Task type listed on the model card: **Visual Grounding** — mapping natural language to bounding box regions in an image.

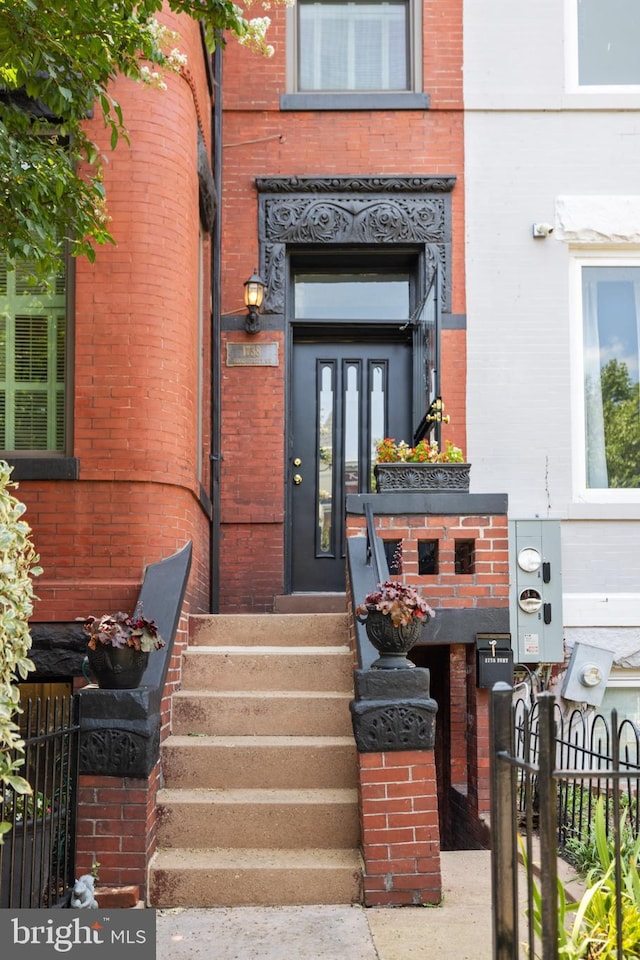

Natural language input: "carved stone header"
[256,175,456,194]
[256,175,455,314]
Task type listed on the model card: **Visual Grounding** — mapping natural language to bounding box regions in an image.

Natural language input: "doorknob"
[293,474,303,485]
[293,458,302,467]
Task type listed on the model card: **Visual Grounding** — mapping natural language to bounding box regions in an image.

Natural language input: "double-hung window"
[283,0,427,108]
[574,0,640,88]
[575,260,640,493]
[299,1,410,92]
[0,257,67,453]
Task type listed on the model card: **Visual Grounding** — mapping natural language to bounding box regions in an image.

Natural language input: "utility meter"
[509,520,563,664]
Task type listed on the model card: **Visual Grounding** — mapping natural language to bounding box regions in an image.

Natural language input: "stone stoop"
[148,613,363,907]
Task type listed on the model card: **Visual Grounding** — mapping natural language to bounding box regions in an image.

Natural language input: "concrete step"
[161,735,358,790]
[172,689,354,737]
[189,613,348,647]
[148,847,363,907]
[181,646,354,693]
[274,595,347,614]
[156,787,359,849]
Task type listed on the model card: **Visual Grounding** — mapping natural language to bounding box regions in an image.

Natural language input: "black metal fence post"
[536,693,559,960]
[490,681,519,960]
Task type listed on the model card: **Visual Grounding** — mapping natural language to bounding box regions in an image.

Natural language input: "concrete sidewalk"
[156,850,493,960]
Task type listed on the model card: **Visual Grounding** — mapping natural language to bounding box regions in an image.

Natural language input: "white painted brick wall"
[463,3,640,642]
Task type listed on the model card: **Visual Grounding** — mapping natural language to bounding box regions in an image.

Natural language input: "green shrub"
[0,461,40,841]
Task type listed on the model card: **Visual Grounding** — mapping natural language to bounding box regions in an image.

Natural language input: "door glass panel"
[295,272,410,320]
[344,362,360,496]
[318,363,334,554]
[370,362,386,490]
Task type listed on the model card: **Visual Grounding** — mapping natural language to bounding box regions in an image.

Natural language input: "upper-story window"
[283,0,428,107]
[298,1,411,92]
[578,262,640,492]
[0,257,67,453]
[577,0,640,86]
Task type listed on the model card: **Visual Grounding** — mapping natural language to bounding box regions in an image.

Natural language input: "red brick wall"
[347,505,508,844]
[347,512,510,611]
[18,10,213,631]
[75,764,162,900]
[359,750,441,906]
[218,0,465,610]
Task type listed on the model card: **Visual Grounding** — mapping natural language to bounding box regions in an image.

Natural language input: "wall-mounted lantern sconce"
[243,270,265,334]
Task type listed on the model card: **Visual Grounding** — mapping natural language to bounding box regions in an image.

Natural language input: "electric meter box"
[509,519,563,664]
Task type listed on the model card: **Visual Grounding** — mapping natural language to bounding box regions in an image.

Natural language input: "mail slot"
[476,633,513,689]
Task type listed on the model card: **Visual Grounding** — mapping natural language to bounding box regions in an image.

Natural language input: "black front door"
[290,333,413,592]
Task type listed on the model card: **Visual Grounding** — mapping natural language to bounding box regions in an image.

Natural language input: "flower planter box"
[374,461,471,492]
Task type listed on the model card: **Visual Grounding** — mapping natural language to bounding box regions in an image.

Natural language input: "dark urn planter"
[359,608,424,669]
[374,461,471,492]
[85,645,149,689]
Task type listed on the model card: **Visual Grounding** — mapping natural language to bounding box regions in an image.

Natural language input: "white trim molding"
[564,592,640,627]
[556,196,640,244]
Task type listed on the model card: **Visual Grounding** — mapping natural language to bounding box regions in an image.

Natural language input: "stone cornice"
[256,175,456,194]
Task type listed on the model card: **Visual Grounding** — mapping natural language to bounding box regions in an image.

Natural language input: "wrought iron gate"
[0,695,79,907]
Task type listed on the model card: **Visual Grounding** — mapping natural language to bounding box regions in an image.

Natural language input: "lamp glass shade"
[244,272,265,309]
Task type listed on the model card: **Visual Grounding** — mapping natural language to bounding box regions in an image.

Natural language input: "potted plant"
[80,610,164,690]
[373,437,471,492]
[356,580,435,668]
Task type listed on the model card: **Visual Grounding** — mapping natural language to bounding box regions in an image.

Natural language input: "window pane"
[582,266,640,488]
[0,258,66,452]
[295,272,410,319]
[299,1,409,92]
[344,362,360,495]
[578,0,640,85]
[318,363,334,554]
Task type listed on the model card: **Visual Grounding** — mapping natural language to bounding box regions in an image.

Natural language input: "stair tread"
[158,787,357,804]
[151,847,361,868]
[184,645,351,654]
[164,734,355,747]
[173,689,352,699]
[190,613,347,623]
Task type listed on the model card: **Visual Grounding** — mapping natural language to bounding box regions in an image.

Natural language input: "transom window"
[580,264,640,490]
[294,271,410,320]
[297,0,412,92]
[0,258,67,452]
[577,0,640,87]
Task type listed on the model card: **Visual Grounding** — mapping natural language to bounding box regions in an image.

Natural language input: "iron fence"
[513,696,640,855]
[0,695,80,908]
[491,684,640,960]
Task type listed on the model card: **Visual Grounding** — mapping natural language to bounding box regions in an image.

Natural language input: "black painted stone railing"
[347,503,437,752]
[75,542,192,779]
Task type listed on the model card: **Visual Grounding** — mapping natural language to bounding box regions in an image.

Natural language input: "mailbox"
[476,633,513,689]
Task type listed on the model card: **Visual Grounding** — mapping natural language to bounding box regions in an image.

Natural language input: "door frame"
[253,175,455,595]
[283,249,440,593]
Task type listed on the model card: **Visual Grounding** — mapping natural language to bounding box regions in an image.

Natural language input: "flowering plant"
[356,580,435,628]
[80,611,164,653]
[375,437,464,464]
[1,789,52,823]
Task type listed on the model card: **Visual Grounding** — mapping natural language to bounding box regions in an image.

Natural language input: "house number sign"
[226,343,279,366]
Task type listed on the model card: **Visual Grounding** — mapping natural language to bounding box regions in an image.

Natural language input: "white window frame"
[566,0,640,94]
[598,667,640,753]
[570,250,640,503]
[286,0,422,95]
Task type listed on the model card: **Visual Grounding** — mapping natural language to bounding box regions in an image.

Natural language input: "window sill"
[279,92,431,111]
[3,457,79,481]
